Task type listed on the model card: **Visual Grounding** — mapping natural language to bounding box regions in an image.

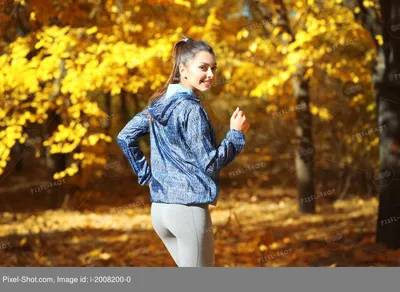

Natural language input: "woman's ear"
[179,64,186,78]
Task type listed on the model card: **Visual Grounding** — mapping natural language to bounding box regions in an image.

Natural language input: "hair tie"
[183,36,193,44]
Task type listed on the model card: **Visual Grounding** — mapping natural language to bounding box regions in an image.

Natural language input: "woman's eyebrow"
[199,62,217,66]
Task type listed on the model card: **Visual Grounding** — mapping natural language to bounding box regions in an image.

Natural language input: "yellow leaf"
[310,105,319,115]
[376,35,384,46]
[99,253,111,260]
[20,238,27,246]
[269,242,279,250]
[89,249,102,257]
[367,103,375,112]
[30,12,36,21]
[266,104,278,113]
[318,108,332,120]
[88,135,98,146]
[249,42,258,53]
[66,167,76,176]
[87,27,98,35]
[371,136,379,147]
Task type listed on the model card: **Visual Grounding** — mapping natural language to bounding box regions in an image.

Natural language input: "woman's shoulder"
[175,97,204,113]
[173,99,210,126]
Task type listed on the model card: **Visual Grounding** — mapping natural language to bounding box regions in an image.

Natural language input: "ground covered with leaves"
[1,164,399,267]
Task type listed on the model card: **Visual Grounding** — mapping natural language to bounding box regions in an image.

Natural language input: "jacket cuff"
[226,129,246,153]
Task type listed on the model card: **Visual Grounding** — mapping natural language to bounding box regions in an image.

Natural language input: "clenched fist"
[230,107,250,134]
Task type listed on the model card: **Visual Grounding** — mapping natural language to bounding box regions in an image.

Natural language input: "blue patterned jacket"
[117,83,246,206]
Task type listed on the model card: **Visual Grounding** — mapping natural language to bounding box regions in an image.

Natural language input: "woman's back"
[117,83,246,206]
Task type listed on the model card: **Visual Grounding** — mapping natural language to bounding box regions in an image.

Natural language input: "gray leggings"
[151,202,215,267]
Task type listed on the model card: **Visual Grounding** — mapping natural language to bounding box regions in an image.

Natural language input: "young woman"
[117,36,250,267]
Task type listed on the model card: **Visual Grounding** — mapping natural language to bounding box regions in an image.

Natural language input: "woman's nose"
[207,67,214,79]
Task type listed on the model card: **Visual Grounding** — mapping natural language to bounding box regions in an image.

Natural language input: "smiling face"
[178,51,217,96]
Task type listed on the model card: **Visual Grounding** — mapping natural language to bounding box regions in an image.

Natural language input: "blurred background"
[0,0,400,267]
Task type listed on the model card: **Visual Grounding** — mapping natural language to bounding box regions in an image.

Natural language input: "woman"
[117,36,250,267]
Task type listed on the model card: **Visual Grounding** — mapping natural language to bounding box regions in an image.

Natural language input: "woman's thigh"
[163,203,215,267]
[151,203,180,266]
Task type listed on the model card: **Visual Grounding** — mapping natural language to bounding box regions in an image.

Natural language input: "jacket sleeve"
[183,104,246,176]
[117,108,152,186]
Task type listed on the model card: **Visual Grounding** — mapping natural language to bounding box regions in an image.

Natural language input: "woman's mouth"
[202,80,212,86]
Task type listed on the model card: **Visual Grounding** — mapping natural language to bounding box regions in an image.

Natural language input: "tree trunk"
[292,72,316,213]
[43,57,68,208]
[14,141,24,173]
[120,89,130,123]
[105,92,112,135]
[44,112,67,174]
[132,93,139,114]
[249,0,316,213]
[376,0,400,249]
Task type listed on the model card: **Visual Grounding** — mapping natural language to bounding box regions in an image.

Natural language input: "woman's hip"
[151,202,212,236]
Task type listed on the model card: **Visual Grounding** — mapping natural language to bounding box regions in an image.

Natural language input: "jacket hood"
[148,84,201,125]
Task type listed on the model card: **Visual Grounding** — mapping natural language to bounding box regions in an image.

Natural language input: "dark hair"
[146,36,215,122]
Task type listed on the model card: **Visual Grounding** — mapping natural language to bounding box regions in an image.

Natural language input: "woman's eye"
[199,66,217,71]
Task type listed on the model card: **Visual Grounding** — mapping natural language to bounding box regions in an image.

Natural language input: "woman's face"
[179,51,217,96]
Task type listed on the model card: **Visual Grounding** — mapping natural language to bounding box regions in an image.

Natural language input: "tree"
[0,0,198,181]
[375,0,400,249]
[343,0,400,249]
[248,0,317,213]
[242,0,373,212]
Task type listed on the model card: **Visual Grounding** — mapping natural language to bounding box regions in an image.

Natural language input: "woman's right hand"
[230,107,250,134]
